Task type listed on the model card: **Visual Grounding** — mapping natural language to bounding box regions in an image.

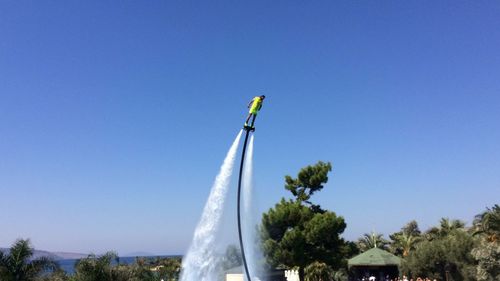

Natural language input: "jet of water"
[180,130,243,281]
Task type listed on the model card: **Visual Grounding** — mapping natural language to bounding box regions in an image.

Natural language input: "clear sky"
[1,1,499,255]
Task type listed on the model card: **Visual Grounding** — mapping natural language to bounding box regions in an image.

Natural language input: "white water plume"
[180,130,243,281]
[242,134,262,280]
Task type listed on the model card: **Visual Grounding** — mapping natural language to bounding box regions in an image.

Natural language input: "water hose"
[237,128,252,281]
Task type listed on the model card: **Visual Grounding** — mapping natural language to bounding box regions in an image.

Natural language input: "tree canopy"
[0,239,59,281]
[261,161,353,280]
[356,232,389,252]
[285,161,332,211]
[471,204,500,281]
[402,230,476,281]
[389,221,422,257]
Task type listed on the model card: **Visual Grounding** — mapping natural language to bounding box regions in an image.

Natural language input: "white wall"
[285,269,300,281]
[226,273,244,281]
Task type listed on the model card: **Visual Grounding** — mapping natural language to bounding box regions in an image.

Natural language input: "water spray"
[181,96,265,281]
[180,131,243,281]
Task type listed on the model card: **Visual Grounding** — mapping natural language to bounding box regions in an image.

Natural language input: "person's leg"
[250,114,257,127]
[245,113,253,125]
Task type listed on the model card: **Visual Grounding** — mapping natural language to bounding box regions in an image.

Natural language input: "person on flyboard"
[244,95,265,131]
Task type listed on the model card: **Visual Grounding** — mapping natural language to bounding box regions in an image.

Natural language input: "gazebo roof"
[348,248,401,268]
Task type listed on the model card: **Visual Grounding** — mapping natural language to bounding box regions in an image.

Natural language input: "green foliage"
[391,233,421,258]
[472,236,500,281]
[471,237,500,281]
[285,161,332,208]
[389,221,422,257]
[305,261,334,281]
[356,232,389,252]
[403,220,421,236]
[424,218,466,241]
[0,239,59,281]
[155,257,181,281]
[36,269,70,281]
[0,238,181,281]
[261,161,350,281]
[392,220,421,237]
[303,212,348,266]
[73,252,118,281]
[220,245,242,271]
[391,210,500,280]
[471,205,500,281]
[262,204,348,271]
[331,269,348,281]
[473,204,500,243]
[402,229,476,281]
[73,252,158,281]
[261,199,312,269]
[126,262,157,281]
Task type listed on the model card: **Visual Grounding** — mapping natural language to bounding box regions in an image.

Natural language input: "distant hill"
[0,248,88,260]
[49,251,89,260]
[124,251,157,257]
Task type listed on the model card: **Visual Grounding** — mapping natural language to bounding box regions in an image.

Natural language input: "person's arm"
[247,99,254,108]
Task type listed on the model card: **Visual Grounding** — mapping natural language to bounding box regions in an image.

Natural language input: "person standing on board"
[244,95,265,129]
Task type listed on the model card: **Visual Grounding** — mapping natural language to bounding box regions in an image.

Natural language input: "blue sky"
[1,1,499,255]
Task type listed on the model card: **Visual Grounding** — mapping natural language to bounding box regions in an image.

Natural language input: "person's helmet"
[260,95,266,99]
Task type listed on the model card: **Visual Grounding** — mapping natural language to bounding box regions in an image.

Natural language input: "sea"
[57,255,181,275]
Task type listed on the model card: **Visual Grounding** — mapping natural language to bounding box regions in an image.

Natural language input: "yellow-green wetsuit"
[249,97,263,115]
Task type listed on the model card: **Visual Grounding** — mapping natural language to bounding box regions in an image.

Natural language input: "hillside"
[0,248,87,260]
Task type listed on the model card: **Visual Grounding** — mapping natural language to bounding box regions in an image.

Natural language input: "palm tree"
[473,204,500,243]
[389,220,422,257]
[402,220,421,236]
[391,232,421,257]
[356,232,389,252]
[0,239,58,281]
[424,218,465,240]
[74,252,119,281]
[440,218,465,233]
[74,252,157,281]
